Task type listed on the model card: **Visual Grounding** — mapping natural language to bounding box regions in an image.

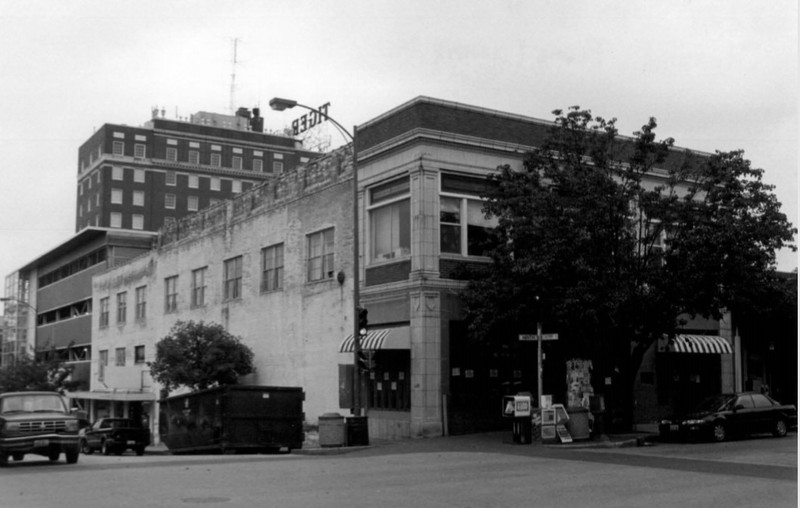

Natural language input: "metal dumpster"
[159,385,304,454]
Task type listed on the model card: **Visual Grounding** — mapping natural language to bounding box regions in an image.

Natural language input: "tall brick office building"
[75,108,319,233]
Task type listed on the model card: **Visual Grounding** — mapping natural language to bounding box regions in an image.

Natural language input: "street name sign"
[519,333,559,341]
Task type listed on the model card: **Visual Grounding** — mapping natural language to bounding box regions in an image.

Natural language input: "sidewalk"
[143,424,661,456]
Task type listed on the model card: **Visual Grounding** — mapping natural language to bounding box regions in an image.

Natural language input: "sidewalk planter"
[318,413,346,447]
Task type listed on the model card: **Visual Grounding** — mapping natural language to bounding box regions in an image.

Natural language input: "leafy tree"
[0,353,77,393]
[148,321,255,393]
[461,106,795,426]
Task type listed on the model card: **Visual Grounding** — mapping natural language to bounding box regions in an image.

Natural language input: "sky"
[0,0,797,285]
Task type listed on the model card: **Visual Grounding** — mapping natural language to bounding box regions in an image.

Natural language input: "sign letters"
[291,102,331,136]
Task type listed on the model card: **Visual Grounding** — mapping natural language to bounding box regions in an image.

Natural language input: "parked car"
[659,392,797,442]
[80,418,150,456]
[0,391,82,465]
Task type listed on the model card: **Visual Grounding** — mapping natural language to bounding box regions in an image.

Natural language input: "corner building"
[93,97,741,441]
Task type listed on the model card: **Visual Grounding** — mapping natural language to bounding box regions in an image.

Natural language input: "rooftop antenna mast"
[228,38,240,115]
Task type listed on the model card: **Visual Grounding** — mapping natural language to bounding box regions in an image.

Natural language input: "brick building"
[75,108,318,233]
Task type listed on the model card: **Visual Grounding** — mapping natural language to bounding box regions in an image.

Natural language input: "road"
[0,434,795,508]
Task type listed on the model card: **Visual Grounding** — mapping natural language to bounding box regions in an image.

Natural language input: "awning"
[339,326,410,352]
[67,391,157,402]
[662,334,732,354]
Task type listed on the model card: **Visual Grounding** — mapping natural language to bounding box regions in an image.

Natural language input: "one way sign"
[519,333,559,341]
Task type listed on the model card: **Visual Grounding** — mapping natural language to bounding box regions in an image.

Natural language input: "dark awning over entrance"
[662,334,732,354]
[339,326,410,352]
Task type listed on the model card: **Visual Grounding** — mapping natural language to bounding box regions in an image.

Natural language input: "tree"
[0,354,77,393]
[148,321,255,393]
[461,106,795,426]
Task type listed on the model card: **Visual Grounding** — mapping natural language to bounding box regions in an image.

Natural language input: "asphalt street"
[0,433,795,508]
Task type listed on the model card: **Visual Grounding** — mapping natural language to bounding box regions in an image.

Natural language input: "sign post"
[519,331,558,407]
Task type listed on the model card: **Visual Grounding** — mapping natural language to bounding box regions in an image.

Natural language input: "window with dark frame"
[224,256,243,300]
[191,267,207,307]
[116,292,127,323]
[261,244,284,292]
[134,345,145,364]
[164,275,178,313]
[307,228,334,282]
[135,286,146,320]
[99,297,109,328]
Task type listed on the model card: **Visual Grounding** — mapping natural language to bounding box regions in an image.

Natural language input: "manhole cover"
[182,497,231,504]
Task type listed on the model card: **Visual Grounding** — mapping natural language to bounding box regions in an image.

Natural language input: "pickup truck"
[0,391,82,465]
[80,418,150,456]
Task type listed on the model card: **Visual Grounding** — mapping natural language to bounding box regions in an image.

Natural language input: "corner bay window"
[369,177,410,262]
[307,229,334,282]
[440,173,498,256]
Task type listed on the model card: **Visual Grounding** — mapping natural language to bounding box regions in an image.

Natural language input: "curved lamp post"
[268,98,366,418]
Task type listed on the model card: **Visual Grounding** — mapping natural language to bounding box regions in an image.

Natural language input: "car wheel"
[135,445,145,456]
[81,439,94,455]
[65,448,79,464]
[0,452,9,466]
[712,421,727,442]
[101,440,111,456]
[12,452,24,461]
[48,450,60,461]
[773,419,788,437]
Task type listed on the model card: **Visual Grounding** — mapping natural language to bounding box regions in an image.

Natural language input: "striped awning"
[339,326,410,352]
[663,334,732,354]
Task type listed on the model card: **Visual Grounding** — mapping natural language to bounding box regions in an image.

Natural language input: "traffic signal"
[357,350,374,372]
[358,307,368,337]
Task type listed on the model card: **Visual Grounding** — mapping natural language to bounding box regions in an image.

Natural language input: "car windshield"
[0,394,66,414]
[693,395,734,413]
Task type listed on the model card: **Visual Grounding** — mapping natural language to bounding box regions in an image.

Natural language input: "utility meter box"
[502,395,532,418]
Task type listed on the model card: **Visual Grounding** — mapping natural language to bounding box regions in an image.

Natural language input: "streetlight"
[269,98,366,419]
[0,297,36,366]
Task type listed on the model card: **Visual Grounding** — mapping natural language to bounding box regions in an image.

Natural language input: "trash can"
[318,413,346,447]
[566,407,590,440]
[345,416,369,447]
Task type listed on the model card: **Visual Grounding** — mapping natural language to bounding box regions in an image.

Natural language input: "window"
[164,276,178,313]
[165,193,176,209]
[133,190,145,206]
[210,153,221,167]
[166,147,178,162]
[116,292,127,323]
[134,144,146,158]
[112,141,124,156]
[165,171,176,186]
[232,156,242,170]
[188,150,200,164]
[110,212,122,228]
[98,349,108,381]
[210,177,221,191]
[115,347,126,366]
[99,297,109,328]
[439,174,498,256]
[369,178,410,262]
[111,188,123,204]
[261,244,284,292]
[273,161,284,173]
[253,159,263,172]
[133,168,145,183]
[191,267,207,307]
[112,166,124,181]
[232,180,242,193]
[224,256,243,300]
[188,174,199,188]
[135,286,146,320]
[134,345,145,364]
[307,228,334,281]
[132,214,144,230]
[188,196,199,211]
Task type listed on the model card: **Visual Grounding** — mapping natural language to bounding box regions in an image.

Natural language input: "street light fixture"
[268,98,366,419]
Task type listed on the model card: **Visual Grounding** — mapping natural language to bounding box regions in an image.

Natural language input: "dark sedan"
[659,392,797,442]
